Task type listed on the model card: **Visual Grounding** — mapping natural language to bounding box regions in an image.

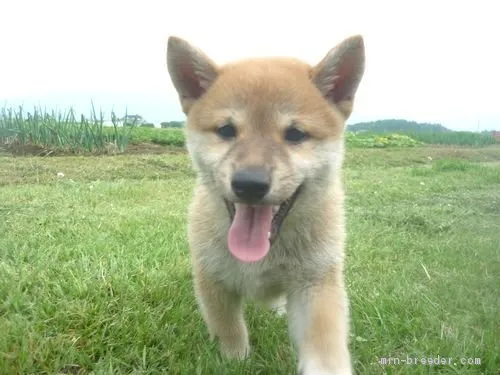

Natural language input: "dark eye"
[216,122,237,140]
[284,124,309,144]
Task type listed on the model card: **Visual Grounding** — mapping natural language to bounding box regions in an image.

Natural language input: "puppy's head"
[167,36,365,262]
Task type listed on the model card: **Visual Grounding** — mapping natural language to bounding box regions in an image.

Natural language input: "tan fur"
[167,35,365,375]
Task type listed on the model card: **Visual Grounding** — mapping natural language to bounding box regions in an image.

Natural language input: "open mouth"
[223,185,303,263]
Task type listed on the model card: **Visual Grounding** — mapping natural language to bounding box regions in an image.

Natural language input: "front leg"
[287,266,352,375]
[193,266,250,360]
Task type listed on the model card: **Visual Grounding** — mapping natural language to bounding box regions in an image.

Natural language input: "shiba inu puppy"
[166,34,365,374]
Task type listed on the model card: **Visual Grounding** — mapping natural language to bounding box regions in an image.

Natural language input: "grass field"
[1,144,499,374]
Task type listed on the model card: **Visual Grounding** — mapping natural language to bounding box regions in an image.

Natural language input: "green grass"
[345,132,423,148]
[126,127,185,147]
[1,145,499,374]
[360,130,498,146]
[0,106,136,154]
[408,131,498,146]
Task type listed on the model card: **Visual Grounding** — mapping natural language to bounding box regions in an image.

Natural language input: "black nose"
[231,167,270,202]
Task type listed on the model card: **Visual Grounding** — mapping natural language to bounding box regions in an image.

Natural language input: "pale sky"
[1,0,499,130]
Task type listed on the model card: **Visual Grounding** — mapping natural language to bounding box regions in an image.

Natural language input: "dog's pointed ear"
[167,36,219,114]
[311,35,365,119]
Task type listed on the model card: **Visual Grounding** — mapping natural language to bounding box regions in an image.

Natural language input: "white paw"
[270,296,287,316]
[219,336,250,360]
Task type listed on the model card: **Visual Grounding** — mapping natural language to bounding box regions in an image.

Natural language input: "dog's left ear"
[167,36,219,114]
[311,35,365,119]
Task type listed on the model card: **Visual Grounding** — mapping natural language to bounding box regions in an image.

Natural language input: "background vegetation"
[1,108,498,156]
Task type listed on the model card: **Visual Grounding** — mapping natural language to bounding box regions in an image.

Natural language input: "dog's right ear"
[311,35,365,120]
[167,37,219,114]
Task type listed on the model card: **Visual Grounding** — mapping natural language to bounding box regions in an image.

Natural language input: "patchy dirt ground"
[1,142,185,157]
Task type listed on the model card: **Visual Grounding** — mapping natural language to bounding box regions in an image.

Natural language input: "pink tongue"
[228,204,273,263]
